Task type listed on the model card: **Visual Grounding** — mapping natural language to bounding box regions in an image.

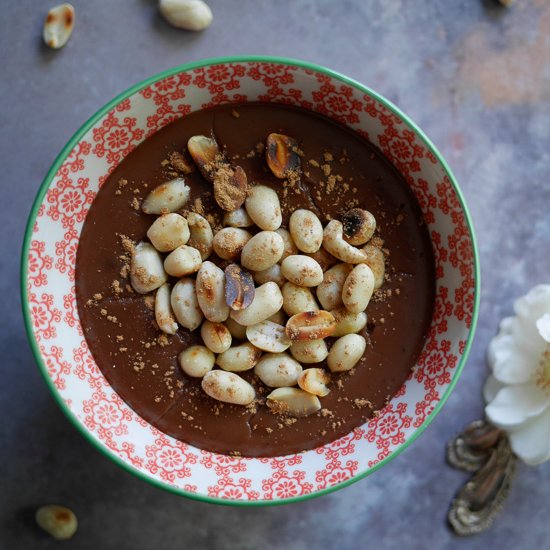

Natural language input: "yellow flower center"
[535,345,550,395]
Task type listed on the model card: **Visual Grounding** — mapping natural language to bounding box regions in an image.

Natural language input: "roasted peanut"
[189,135,246,210]
[216,342,262,372]
[276,227,299,260]
[362,244,385,289]
[267,309,287,326]
[290,339,329,363]
[168,151,194,174]
[282,282,319,316]
[254,353,303,387]
[316,263,352,310]
[130,242,167,294]
[178,345,215,378]
[187,135,220,180]
[281,255,323,287]
[196,261,229,322]
[298,368,330,397]
[266,388,321,417]
[43,4,75,50]
[230,282,283,326]
[213,164,248,211]
[159,0,213,31]
[240,231,284,271]
[252,263,286,287]
[36,505,77,540]
[187,212,213,260]
[342,264,375,313]
[245,185,282,231]
[201,321,232,353]
[331,306,367,337]
[212,227,252,260]
[202,370,255,405]
[246,320,291,353]
[327,334,366,372]
[142,178,190,214]
[224,263,255,310]
[306,247,338,272]
[147,213,190,252]
[322,220,368,263]
[223,207,253,228]
[163,244,202,277]
[265,133,301,178]
[171,277,203,330]
[224,317,247,340]
[289,209,323,253]
[155,283,178,335]
[342,208,376,245]
[285,310,336,341]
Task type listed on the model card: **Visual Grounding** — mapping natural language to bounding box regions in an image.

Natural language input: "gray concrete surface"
[1,0,549,548]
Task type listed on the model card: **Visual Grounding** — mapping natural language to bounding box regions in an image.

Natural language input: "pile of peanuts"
[128,133,385,418]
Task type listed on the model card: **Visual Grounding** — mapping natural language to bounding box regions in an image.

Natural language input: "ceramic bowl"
[22,56,479,505]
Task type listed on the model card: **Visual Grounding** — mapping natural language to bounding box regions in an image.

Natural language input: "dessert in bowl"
[22,56,478,504]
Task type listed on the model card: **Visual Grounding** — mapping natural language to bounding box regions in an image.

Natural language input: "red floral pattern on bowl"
[22,57,478,505]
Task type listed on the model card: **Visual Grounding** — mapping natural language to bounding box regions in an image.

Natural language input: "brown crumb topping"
[168,151,193,174]
[111,280,123,294]
[353,398,373,409]
[119,234,135,256]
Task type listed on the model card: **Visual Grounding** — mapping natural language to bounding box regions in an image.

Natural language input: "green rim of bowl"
[21,55,480,507]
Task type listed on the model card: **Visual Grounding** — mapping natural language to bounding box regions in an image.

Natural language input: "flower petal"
[536,313,550,344]
[511,286,550,356]
[488,331,539,384]
[485,384,549,428]
[514,285,550,326]
[498,316,514,336]
[483,375,505,404]
[509,407,550,466]
[511,315,547,358]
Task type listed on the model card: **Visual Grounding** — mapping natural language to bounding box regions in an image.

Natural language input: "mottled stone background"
[1,0,549,548]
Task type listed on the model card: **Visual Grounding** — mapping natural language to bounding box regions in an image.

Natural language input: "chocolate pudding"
[75,103,435,457]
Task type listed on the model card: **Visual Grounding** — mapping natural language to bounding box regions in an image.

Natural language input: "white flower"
[484,285,550,466]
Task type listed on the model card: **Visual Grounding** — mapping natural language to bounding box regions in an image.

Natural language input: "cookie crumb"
[119,234,135,256]
[168,151,193,174]
[143,295,155,310]
[111,280,123,294]
[353,398,372,409]
[158,334,169,347]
